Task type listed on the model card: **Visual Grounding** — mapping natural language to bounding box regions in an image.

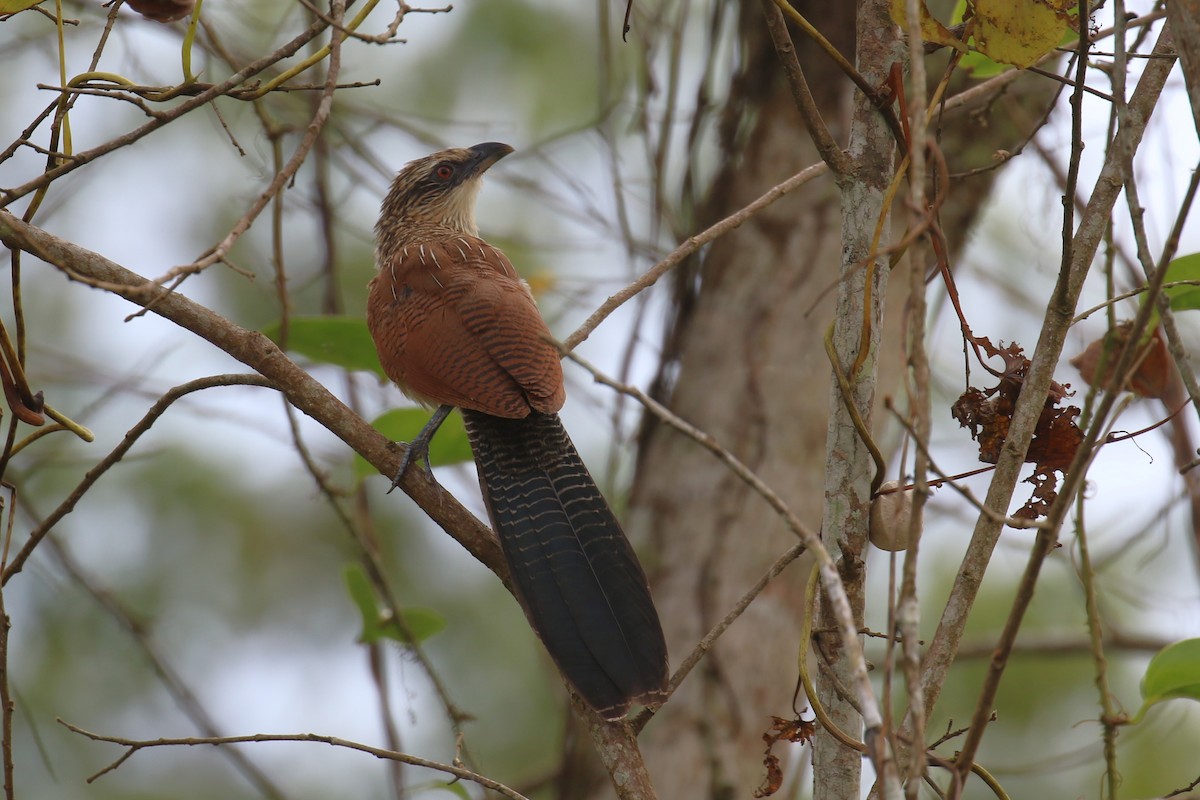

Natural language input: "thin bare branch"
[3,374,275,584]
[57,722,529,800]
[759,0,851,174]
[1,15,333,207]
[563,161,829,351]
[0,210,505,580]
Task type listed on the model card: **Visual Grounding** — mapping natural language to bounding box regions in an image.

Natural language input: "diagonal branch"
[564,161,829,351]
[0,209,505,580]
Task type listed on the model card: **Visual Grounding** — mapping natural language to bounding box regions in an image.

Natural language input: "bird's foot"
[387,440,435,493]
[386,404,453,494]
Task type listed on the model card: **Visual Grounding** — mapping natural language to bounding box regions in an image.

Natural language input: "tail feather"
[462,409,668,718]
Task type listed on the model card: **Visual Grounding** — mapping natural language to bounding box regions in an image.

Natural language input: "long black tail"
[462,409,668,719]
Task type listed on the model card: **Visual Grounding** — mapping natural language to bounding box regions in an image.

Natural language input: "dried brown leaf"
[1070,323,1178,400]
[953,340,1083,519]
[754,716,816,797]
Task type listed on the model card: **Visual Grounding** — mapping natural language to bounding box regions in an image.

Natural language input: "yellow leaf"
[890,0,970,53]
[973,0,1078,69]
[0,0,44,12]
[524,272,556,298]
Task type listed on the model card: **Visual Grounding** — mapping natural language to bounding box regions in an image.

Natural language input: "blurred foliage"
[264,316,386,378]
[401,0,605,135]
[1137,638,1200,719]
[344,563,446,644]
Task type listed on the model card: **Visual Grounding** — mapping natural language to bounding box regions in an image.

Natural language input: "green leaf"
[382,606,445,645]
[344,563,380,635]
[429,782,472,800]
[342,565,445,645]
[263,316,385,378]
[1159,253,1200,312]
[958,49,1010,78]
[1132,638,1200,723]
[355,408,473,479]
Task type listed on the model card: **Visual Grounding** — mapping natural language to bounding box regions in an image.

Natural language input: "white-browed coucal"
[366,142,669,719]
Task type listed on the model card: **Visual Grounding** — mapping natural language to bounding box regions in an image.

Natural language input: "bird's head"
[378,142,514,241]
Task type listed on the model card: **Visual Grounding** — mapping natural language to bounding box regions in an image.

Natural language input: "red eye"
[434,165,454,180]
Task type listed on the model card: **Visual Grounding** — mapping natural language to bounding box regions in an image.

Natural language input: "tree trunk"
[624,5,856,796]
[566,3,1057,797]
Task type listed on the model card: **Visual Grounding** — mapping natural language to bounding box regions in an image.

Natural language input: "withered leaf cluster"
[753,715,816,798]
[952,340,1083,519]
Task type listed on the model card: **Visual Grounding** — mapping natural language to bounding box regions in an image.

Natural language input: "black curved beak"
[466,142,515,176]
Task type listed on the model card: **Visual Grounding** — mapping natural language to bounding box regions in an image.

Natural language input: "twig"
[1,14,332,207]
[1165,772,1200,798]
[44,78,381,101]
[631,542,807,733]
[948,26,1179,787]
[564,350,818,544]
[1025,65,1116,103]
[759,0,851,174]
[318,0,450,43]
[166,0,347,284]
[0,532,12,800]
[1073,279,1200,323]
[563,161,829,351]
[57,721,529,800]
[3,374,275,584]
[1128,161,1200,570]
[899,0,932,789]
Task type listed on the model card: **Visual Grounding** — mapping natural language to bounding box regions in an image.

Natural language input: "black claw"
[387,441,435,493]
[386,404,454,494]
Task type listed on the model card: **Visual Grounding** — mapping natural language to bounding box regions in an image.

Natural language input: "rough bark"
[813,3,902,796]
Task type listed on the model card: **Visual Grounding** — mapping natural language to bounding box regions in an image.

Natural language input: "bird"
[366,142,669,720]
